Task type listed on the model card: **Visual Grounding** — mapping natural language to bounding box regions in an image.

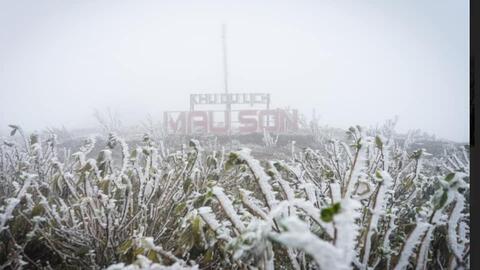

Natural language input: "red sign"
[164,109,298,135]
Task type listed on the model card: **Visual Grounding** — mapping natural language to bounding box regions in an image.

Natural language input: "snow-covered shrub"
[0,123,469,269]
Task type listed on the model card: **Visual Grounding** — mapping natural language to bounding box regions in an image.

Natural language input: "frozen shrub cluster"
[0,123,469,269]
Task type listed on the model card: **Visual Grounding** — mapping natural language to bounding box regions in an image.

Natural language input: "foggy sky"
[0,0,469,142]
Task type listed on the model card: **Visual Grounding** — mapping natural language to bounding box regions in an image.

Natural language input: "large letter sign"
[238,110,258,133]
[164,112,186,134]
[209,111,229,134]
[164,109,298,135]
[188,111,208,134]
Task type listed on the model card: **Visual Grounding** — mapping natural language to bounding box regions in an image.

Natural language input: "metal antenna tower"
[222,24,229,95]
[222,24,232,134]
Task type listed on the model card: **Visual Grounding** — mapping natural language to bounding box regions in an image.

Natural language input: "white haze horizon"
[0,0,469,142]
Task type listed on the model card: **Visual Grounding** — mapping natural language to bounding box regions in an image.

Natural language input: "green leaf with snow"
[375,136,383,150]
[321,202,341,222]
[445,173,455,182]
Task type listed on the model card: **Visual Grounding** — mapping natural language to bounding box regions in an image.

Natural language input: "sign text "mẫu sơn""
[163,109,298,135]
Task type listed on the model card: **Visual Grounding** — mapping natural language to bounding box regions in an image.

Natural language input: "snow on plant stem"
[235,148,277,209]
[447,187,467,261]
[212,186,245,232]
[272,216,349,270]
[343,138,367,198]
[394,222,431,270]
[361,170,393,269]
[0,174,32,233]
[333,199,362,266]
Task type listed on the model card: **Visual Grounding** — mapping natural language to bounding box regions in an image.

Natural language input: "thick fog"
[0,0,469,142]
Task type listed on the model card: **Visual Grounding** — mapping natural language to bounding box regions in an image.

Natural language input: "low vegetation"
[0,122,469,269]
